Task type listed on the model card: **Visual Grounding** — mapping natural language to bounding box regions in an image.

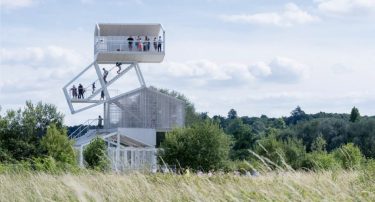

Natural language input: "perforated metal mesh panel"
[108,87,185,130]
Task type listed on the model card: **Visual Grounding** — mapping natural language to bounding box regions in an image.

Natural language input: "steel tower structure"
[62,23,185,171]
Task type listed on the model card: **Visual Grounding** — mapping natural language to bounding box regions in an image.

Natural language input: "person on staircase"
[100,90,105,100]
[92,82,96,94]
[116,62,122,74]
[102,68,109,83]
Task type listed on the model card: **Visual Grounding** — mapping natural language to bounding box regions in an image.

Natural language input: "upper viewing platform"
[94,23,165,64]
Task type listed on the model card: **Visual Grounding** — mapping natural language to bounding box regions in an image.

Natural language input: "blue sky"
[1,0,375,125]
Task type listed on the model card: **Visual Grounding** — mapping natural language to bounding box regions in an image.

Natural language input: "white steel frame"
[62,62,146,115]
[63,23,175,171]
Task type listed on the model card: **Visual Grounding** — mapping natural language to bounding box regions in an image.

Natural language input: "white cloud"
[0,0,35,9]
[315,0,375,14]
[0,46,84,68]
[143,57,308,89]
[249,57,309,83]
[219,3,319,27]
[0,46,87,97]
[144,59,255,89]
[248,62,272,78]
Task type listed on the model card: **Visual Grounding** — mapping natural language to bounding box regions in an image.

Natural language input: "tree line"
[157,88,375,172]
[1,95,374,172]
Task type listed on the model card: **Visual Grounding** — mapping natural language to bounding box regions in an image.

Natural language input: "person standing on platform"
[127,36,134,51]
[147,36,151,51]
[153,37,157,51]
[102,68,109,83]
[157,36,163,52]
[97,115,103,129]
[143,36,147,51]
[138,36,143,51]
[71,85,77,99]
[135,36,139,51]
[78,83,84,99]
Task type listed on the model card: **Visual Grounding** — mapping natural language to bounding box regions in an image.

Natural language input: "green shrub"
[254,135,306,170]
[282,138,306,169]
[333,143,363,169]
[361,159,375,181]
[303,151,341,170]
[254,135,285,168]
[159,121,231,171]
[83,137,109,171]
[32,156,58,172]
[40,124,76,165]
[0,161,32,173]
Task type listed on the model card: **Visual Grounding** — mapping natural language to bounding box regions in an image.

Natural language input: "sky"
[1,0,375,126]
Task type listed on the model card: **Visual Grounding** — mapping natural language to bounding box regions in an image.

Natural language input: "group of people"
[70,67,112,100]
[126,36,163,52]
[70,84,86,99]
[71,82,105,100]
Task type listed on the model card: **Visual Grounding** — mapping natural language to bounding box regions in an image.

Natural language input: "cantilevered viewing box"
[94,23,165,64]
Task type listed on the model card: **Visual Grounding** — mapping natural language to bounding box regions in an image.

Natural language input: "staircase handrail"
[69,119,99,139]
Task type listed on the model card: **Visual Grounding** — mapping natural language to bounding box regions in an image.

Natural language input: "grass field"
[0,170,374,201]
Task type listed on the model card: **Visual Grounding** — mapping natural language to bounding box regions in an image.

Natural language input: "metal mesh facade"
[108,87,185,130]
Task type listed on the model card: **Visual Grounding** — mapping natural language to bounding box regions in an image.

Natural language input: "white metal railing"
[108,147,158,171]
[69,118,107,139]
[95,35,165,55]
[68,88,120,100]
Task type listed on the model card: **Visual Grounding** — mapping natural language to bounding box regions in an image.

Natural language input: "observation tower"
[62,23,185,171]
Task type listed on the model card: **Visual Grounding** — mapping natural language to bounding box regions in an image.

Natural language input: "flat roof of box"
[95,23,163,36]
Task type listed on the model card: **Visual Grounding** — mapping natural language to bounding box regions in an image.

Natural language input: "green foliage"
[160,121,231,171]
[311,134,327,152]
[40,124,76,165]
[255,133,306,170]
[226,119,258,160]
[350,107,360,122]
[0,147,12,162]
[0,161,32,173]
[83,137,109,171]
[303,151,341,170]
[32,156,58,172]
[0,158,80,174]
[349,118,375,158]
[254,134,285,167]
[0,101,64,161]
[286,106,309,125]
[288,118,349,152]
[282,138,306,169]
[333,143,363,169]
[273,118,286,129]
[227,109,238,120]
[222,160,260,173]
[361,159,375,186]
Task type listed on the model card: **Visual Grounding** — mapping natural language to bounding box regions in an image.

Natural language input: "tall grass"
[0,170,374,201]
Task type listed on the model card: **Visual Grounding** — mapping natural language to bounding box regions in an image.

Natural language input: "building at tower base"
[73,87,185,171]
